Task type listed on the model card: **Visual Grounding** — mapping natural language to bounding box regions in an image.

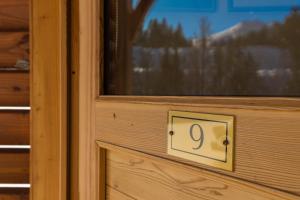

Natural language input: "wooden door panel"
[106,186,133,200]
[99,141,299,200]
[74,0,300,199]
[95,100,300,195]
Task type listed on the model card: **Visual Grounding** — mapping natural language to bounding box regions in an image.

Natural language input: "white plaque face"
[168,111,234,171]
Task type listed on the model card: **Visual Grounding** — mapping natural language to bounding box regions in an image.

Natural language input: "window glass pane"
[103,0,300,96]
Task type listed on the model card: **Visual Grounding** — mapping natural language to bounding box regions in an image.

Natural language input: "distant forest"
[131,8,300,96]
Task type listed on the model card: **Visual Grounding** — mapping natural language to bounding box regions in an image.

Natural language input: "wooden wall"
[0,0,30,199]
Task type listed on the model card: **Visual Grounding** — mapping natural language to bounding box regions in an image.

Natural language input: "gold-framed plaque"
[168,111,234,171]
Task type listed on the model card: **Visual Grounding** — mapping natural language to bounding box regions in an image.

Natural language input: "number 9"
[190,124,204,150]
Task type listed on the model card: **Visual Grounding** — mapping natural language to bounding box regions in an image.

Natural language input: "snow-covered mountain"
[192,20,267,46]
[211,21,266,42]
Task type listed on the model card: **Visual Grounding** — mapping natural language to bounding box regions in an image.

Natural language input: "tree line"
[132,9,300,96]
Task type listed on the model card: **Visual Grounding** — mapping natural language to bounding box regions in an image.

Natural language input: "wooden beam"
[30,0,67,199]
[76,0,99,199]
[0,71,29,106]
[0,111,29,145]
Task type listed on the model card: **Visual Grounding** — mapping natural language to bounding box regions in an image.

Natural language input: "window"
[103,0,300,96]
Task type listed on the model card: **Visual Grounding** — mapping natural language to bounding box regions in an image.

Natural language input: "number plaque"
[167,111,234,171]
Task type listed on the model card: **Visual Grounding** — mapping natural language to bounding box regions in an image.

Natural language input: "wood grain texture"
[0,188,29,200]
[30,0,67,199]
[0,194,28,200]
[70,0,79,199]
[0,0,29,31]
[0,195,28,200]
[0,150,29,183]
[106,186,134,200]
[99,96,300,110]
[101,142,300,200]
[0,32,27,49]
[97,147,106,200]
[0,111,29,145]
[0,72,29,106]
[95,101,300,195]
[0,32,29,67]
[0,51,27,67]
[75,0,100,199]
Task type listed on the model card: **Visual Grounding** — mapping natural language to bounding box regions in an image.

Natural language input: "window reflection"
[104,0,300,96]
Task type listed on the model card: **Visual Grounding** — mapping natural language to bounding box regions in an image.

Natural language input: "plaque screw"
[223,139,229,146]
[169,131,174,136]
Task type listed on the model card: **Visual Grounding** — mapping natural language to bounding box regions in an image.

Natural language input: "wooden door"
[74,0,300,200]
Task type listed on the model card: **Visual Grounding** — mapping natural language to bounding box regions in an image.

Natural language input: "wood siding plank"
[0,32,29,67]
[0,188,29,200]
[0,72,29,106]
[95,101,300,195]
[0,150,29,183]
[0,32,28,51]
[0,0,29,31]
[0,111,29,145]
[101,142,300,200]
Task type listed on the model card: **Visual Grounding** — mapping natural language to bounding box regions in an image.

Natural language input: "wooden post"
[30,0,67,199]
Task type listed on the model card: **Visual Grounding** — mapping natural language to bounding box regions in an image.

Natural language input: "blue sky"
[133,0,300,37]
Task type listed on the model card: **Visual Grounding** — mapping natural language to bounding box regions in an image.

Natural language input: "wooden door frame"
[71,0,99,199]
[30,0,67,199]
[73,0,300,200]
